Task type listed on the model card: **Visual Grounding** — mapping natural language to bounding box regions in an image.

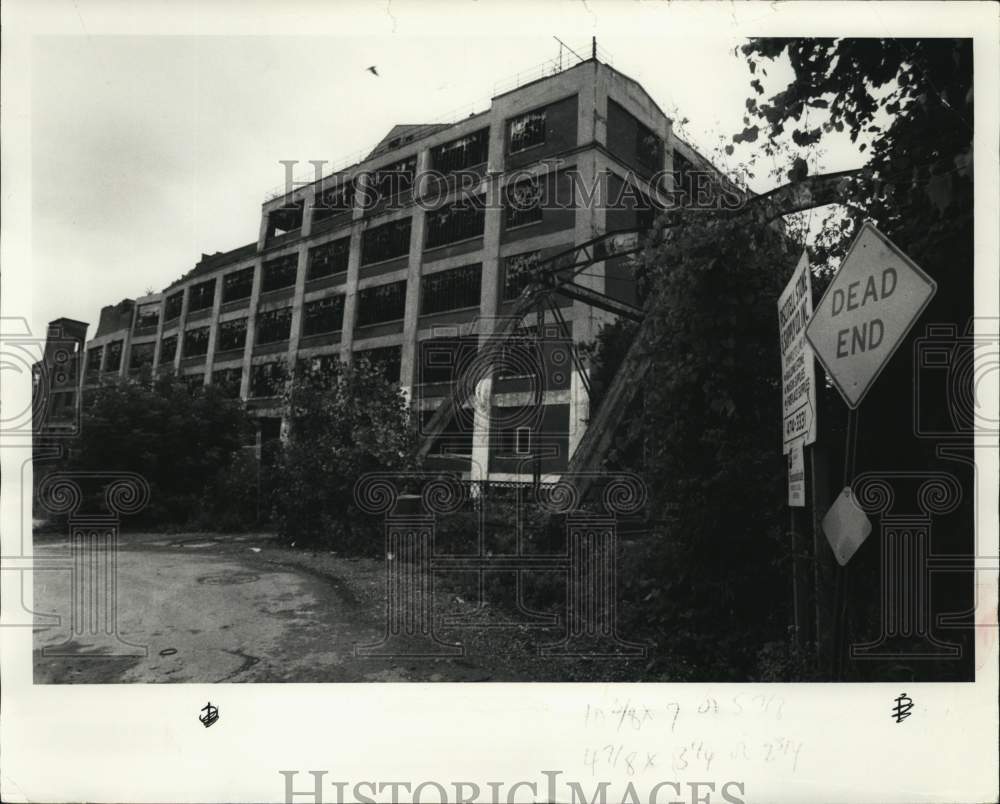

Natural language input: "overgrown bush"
[47,374,255,531]
[271,357,420,552]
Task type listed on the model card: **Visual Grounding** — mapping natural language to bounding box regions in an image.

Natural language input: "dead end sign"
[805,223,937,409]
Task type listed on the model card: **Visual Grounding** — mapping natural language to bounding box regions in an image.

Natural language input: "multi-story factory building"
[59,55,717,482]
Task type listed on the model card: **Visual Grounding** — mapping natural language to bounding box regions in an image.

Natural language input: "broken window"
[129,342,155,372]
[504,179,544,229]
[217,318,248,352]
[184,373,205,393]
[105,340,123,372]
[313,180,355,224]
[417,335,479,385]
[159,334,177,364]
[212,367,243,398]
[308,237,350,280]
[370,156,416,205]
[302,295,345,336]
[85,346,103,378]
[183,326,210,357]
[188,278,216,312]
[420,264,482,315]
[134,302,160,331]
[266,200,304,241]
[355,345,402,384]
[250,360,287,398]
[307,353,342,377]
[636,126,663,172]
[496,328,541,379]
[164,291,184,322]
[361,217,411,265]
[356,280,407,327]
[508,110,546,154]
[262,254,298,293]
[256,307,293,345]
[430,128,489,174]
[502,250,541,301]
[223,267,255,302]
[425,196,485,249]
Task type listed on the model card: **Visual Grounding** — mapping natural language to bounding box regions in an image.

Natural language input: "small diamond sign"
[822,486,873,566]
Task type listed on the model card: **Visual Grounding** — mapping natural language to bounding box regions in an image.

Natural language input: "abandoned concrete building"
[39,55,721,483]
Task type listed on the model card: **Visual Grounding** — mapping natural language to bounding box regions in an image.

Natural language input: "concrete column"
[568,151,606,460]
[285,243,310,375]
[119,304,136,378]
[202,277,225,385]
[398,149,430,395]
[150,298,166,372]
[238,259,264,399]
[339,175,367,364]
[172,288,189,373]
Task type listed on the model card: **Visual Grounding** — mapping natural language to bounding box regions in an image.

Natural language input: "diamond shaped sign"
[822,486,873,566]
[806,223,936,408]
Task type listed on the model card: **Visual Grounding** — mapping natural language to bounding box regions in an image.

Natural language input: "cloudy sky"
[25,2,868,341]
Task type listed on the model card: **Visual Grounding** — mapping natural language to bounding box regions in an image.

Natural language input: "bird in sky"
[367,66,379,77]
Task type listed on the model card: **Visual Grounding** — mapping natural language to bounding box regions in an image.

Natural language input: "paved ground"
[33,532,650,683]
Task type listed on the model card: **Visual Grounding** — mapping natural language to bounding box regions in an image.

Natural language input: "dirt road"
[33,532,647,683]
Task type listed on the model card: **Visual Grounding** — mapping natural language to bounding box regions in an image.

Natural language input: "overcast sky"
[28,10,866,341]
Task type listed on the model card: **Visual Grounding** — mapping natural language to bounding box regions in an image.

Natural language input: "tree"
[57,374,255,528]
[272,357,420,551]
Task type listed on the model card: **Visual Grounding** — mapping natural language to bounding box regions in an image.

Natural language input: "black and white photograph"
[2,1,997,802]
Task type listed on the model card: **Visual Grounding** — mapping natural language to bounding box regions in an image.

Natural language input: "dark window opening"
[164,291,184,322]
[129,342,155,372]
[188,278,216,312]
[134,303,160,331]
[250,360,287,398]
[509,110,547,154]
[420,409,474,457]
[183,326,210,357]
[417,335,479,385]
[673,151,696,206]
[505,179,544,229]
[425,196,485,249]
[184,373,205,392]
[223,267,255,302]
[420,264,482,315]
[307,353,342,376]
[355,345,402,384]
[356,280,407,327]
[212,367,243,398]
[308,237,350,280]
[262,254,298,293]
[313,180,355,223]
[502,250,541,301]
[256,307,293,345]
[217,318,248,352]
[361,217,411,265]
[105,340,123,372]
[496,328,542,379]
[159,335,177,364]
[637,127,663,172]
[266,201,304,240]
[303,295,345,336]
[370,156,416,205]
[430,128,489,174]
[85,346,103,377]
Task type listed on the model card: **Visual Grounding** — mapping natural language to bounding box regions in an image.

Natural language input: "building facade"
[62,57,715,482]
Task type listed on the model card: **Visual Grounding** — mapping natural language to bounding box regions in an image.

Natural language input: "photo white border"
[2,2,997,802]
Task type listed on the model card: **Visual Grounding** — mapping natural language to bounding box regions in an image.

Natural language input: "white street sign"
[787,440,805,507]
[806,223,937,409]
[778,252,818,451]
[822,486,873,566]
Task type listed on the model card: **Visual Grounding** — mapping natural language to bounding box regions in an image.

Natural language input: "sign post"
[805,222,937,676]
